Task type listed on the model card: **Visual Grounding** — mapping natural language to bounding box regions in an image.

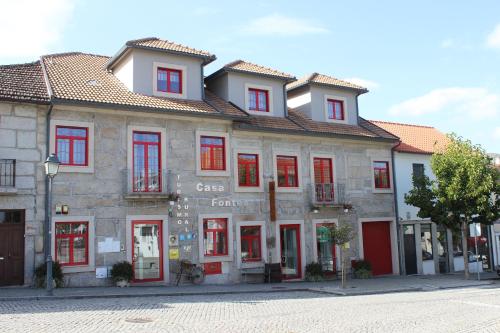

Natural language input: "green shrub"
[352,260,372,279]
[34,261,64,288]
[305,262,324,282]
[110,261,133,282]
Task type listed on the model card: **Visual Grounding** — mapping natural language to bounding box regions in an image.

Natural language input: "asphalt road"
[0,286,499,332]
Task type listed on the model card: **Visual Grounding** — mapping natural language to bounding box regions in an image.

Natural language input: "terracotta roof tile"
[42,52,244,117]
[127,37,214,59]
[204,90,248,117]
[288,110,387,138]
[371,120,448,154]
[235,114,304,132]
[286,73,368,92]
[0,61,49,104]
[207,60,295,82]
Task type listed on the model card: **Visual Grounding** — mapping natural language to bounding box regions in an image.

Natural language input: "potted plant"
[352,259,372,279]
[110,261,133,287]
[34,261,64,288]
[305,262,324,282]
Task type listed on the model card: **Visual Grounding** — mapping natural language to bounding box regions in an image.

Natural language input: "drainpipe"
[391,147,404,275]
[283,84,288,117]
[43,104,53,262]
[201,65,205,99]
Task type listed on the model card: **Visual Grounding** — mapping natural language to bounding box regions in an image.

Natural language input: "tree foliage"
[405,134,500,278]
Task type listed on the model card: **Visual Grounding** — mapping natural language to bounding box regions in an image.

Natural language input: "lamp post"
[44,153,60,296]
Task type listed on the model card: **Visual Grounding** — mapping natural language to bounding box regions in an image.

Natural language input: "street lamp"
[44,153,60,295]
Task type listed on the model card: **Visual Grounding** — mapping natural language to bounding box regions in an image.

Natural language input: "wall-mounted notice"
[98,237,121,253]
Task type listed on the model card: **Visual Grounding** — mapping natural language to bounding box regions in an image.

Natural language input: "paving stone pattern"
[0,287,500,332]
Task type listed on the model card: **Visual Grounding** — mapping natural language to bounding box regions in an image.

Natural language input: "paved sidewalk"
[0,273,497,301]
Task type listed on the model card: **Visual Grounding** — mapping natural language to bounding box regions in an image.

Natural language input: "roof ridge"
[370,119,435,129]
[0,61,41,68]
[41,51,110,59]
[225,59,294,78]
[224,59,244,67]
[126,37,158,45]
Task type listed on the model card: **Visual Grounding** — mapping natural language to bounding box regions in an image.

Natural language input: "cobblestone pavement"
[1,286,499,333]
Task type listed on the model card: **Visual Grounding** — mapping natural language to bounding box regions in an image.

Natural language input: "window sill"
[276,187,303,193]
[0,187,17,195]
[201,255,232,263]
[373,188,393,194]
[196,170,230,177]
[124,193,171,200]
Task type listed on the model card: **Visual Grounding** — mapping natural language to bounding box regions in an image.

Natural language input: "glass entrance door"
[437,225,449,273]
[280,224,301,279]
[132,221,163,282]
[403,225,417,275]
[316,224,336,274]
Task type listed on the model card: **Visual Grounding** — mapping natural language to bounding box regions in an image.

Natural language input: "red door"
[362,222,393,276]
[0,210,25,286]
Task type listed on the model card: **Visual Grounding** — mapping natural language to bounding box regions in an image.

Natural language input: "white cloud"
[486,23,500,49]
[0,0,75,59]
[342,77,380,90]
[388,87,499,120]
[242,14,329,36]
[441,38,454,48]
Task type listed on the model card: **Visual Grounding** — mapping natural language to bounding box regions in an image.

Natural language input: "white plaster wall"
[309,86,358,125]
[114,49,204,100]
[227,72,286,117]
[114,52,134,91]
[394,152,435,221]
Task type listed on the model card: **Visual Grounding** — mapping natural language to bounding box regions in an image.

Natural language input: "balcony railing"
[122,169,170,199]
[311,182,346,206]
[0,159,15,187]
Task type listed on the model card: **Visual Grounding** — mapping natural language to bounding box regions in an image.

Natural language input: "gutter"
[43,104,53,260]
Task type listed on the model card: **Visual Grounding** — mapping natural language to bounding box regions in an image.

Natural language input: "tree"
[329,223,356,288]
[405,134,500,279]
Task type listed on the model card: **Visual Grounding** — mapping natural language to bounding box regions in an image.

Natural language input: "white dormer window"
[324,95,347,123]
[245,83,274,116]
[152,62,187,99]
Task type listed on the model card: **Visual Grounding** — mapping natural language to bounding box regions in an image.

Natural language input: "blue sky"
[1,0,499,151]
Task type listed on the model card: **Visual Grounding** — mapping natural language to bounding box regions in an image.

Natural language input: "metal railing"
[0,159,15,187]
[311,182,346,206]
[122,169,170,196]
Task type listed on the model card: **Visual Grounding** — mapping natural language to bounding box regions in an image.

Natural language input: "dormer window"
[248,88,269,112]
[157,67,182,94]
[327,99,344,120]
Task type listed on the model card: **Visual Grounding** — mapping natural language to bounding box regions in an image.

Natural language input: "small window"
[327,99,344,120]
[157,67,182,94]
[55,222,89,266]
[373,161,390,189]
[277,155,298,187]
[56,126,88,166]
[412,163,425,179]
[240,226,261,262]
[133,131,161,192]
[238,153,259,187]
[248,88,269,112]
[200,136,226,171]
[203,218,228,256]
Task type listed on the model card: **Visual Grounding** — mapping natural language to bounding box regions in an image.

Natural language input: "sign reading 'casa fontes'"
[196,182,225,192]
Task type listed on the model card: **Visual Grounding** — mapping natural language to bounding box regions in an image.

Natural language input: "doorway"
[132,221,163,282]
[362,221,393,276]
[280,224,302,280]
[403,225,417,275]
[0,210,25,286]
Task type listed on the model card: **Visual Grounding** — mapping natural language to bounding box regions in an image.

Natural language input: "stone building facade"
[0,38,400,287]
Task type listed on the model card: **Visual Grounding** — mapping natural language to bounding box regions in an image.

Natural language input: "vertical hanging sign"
[269,180,276,222]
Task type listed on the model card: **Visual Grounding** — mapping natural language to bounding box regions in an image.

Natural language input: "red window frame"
[240,226,262,262]
[203,218,228,257]
[327,99,345,120]
[55,126,89,166]
[313,158,333,184]
[200,136,226,171]
[157,67,183,94]
[238,153,259,187]
[276,155,299,187]
[55,221,89,266]
[248,88,269,112]
[373,161,391,189]
[132,131,162,192]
